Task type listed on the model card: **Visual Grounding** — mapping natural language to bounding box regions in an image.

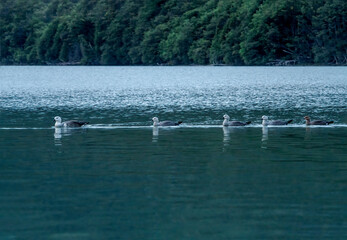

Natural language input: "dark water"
[0,66,346,239]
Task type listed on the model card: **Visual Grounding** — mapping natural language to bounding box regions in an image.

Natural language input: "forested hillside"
[0,0,346,65]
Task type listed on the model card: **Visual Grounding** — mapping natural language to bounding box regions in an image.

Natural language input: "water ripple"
[0,66,346,128]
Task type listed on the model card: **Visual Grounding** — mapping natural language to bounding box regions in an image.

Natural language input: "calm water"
[0,66,346,239]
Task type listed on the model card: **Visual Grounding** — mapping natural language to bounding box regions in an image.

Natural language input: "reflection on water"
[221,126,254,152]
[151,126,184,143]
[54,128,62,146]
[261,126,268,149]
[54,127,63,139]
[1,126,347,239]
[53,127,88,146]
[222,126,230,146]
[152,126,159,142]
[305,126,312,140]
[303,125,332,140]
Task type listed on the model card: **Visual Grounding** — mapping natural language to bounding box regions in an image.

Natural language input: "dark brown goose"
[304,116,333,125]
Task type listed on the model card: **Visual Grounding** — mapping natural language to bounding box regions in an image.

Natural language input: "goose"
[304,116,333,125]
[223,114,251,126]
[152,117,182,126]
[54,116,89,128]
[262,115,293,126]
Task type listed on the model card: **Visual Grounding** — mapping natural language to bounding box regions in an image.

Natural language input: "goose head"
[261,115,268,120]
[54,116,62,123]
[152,117,159,125]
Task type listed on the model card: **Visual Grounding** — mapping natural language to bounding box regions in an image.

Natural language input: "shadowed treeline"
[0,0,346,65]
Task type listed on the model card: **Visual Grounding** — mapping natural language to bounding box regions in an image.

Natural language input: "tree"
[313,0,347,64]
[0,0,346,65]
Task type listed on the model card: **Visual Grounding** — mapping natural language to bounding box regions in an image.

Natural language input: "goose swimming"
[223,114,251,126]
[304,116,333,125]
[54,116,89,128]
[262,115,293,126]
[152,117,182,126]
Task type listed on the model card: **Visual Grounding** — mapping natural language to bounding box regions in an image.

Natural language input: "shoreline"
[1,63,346,67]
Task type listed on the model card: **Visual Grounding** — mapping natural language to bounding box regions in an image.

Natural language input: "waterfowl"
[223,114,251,126]
[262,115,293,126]
[54,116,89,128]
[304,116,333,125]
[152,117,182,126]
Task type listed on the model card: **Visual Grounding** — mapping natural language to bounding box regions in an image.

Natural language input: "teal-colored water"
[0,66,346,239]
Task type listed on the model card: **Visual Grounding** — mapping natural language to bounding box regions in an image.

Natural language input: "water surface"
[1,66,346,127]
[0,66,346,239]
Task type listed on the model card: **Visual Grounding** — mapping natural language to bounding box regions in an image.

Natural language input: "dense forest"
[0,0,346,65]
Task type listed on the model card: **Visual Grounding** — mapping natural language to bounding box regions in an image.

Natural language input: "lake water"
[0,66,346,239]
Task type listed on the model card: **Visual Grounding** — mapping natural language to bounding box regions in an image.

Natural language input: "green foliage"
[0,0,346,65]
[312,0,347,64]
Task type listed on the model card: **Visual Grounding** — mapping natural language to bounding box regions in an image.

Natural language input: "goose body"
[304,116,333,125]
[262,116,293,126]
[223,114,251,126]
[54,116,89,128]
[152,117,182,126]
